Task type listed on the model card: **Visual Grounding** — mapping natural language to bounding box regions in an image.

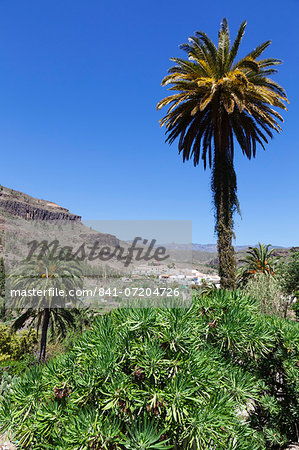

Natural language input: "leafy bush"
[0,371,19,400]
[0,324,37,363]
[0,291,298,449]
[243,273,284,316]
[292,298,299,320]
[279,250,299,297]
[0,325,37,402]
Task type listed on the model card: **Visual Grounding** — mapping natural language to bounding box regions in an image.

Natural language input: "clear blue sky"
[0,0,298,246]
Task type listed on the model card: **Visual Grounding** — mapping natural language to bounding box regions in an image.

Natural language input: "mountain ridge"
[163,243,288,252]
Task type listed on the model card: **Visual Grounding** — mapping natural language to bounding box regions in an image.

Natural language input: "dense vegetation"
[0,325,37,364]
[0,290,298,449]
[240,248,299,318]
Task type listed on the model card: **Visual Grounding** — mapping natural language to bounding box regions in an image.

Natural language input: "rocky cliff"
[0,185,119,249]
[0,186,81,222]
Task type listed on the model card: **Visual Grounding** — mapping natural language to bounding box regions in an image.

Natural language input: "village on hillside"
[131,264,221,286]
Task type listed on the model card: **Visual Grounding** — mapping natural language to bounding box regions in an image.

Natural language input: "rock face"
[0,186,81,222]
[0,185,119,249]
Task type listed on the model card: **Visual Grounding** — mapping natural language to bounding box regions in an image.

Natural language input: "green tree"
[8,251,83,361]
[279,250,299,296]
[157,19,288,288]
[279,250,299,319]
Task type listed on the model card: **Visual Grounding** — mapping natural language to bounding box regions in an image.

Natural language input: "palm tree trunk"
[212,108,237,289]
[39,307,50,361]
[215,200,237,289]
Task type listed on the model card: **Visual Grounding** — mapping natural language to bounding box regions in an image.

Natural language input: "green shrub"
[292,296,299,320]
[0,324,37,363]
[279,251,299,297]
[243,273,284,316]
[0,291,298,449]
[0,371,19,400]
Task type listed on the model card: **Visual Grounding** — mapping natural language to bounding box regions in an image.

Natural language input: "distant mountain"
[163,243,289,253]
[161,243,218,253]
[0,186,293,265]
[192,243,250,252]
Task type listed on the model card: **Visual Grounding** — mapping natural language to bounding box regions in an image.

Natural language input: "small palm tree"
[157,19,288,289]
[9,251,84,360]
[238,243,275,286]
[12,307,85,358]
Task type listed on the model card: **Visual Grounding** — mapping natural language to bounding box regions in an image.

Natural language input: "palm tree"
[12,307,86,359]
[9,251,84,360]
[243,243,275,274]
[238,243,276,286]
[157,19,288,288]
